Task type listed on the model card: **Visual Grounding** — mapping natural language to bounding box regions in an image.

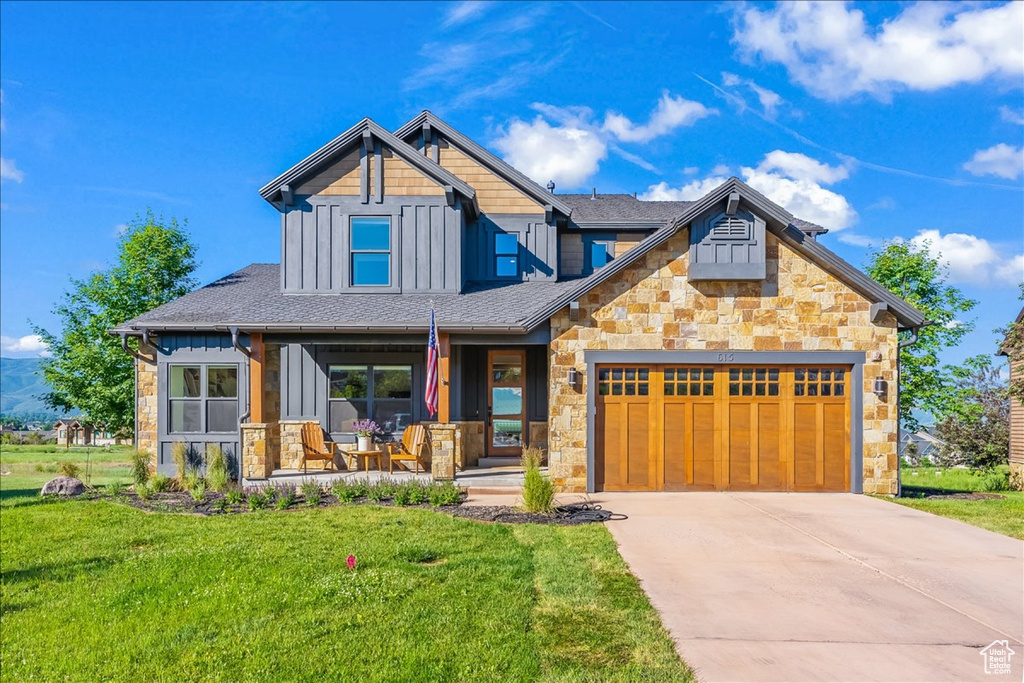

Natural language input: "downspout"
[894,323,928,497]
[230,327,252,481]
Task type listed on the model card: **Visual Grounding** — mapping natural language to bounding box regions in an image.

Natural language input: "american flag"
[425,308,439,418]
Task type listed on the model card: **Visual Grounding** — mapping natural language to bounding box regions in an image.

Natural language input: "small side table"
[345,449,383,472]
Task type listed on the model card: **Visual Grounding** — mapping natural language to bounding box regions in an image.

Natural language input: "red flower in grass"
[347,554,357,570]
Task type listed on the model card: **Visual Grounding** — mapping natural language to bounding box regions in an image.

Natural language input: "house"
[54,419,92,447]
[899,429,945,464]
[1000,307,1024,486]
[112,112,926,494]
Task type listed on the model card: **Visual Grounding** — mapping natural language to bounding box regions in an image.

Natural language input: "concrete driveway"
[598,492,1023,682]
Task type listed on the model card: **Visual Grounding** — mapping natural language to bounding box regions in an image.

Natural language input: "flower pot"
[357,436,372,451]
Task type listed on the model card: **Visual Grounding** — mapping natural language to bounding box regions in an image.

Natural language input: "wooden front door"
[487,350,526,456]
[595,364,851,492]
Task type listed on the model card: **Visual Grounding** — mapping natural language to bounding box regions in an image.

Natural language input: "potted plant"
[353,419,380,452]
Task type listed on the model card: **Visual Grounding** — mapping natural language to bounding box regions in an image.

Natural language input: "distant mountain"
[1,357,61,418]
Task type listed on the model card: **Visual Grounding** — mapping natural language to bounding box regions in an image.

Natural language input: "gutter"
[112,322,532,335]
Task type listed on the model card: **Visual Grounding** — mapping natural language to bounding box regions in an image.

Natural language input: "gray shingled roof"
[114,264,582,333]
[560,192,827,235]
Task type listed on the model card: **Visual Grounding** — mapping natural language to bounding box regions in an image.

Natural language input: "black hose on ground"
[555,503,628,522]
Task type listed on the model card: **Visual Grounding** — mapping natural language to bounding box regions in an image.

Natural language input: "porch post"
[249,333,264,423]
[438,332,451,423]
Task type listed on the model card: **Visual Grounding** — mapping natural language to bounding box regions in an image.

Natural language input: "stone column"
[136,340,159,470]
[241,423,272,479]
[279,420,316,470]
[427,423,459,480]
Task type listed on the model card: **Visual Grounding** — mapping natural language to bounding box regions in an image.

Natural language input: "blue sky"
[1,1,1022,369]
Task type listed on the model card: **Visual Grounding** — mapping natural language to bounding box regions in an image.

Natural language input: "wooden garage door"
[595,365,850,492]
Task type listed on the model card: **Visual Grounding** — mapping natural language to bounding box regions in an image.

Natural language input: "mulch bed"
[73,491,621,524]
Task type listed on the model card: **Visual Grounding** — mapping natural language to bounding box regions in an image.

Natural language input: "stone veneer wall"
[548,230,900,495]
[263,344,282,459]
[136,340,159,468]
[453,421,484,467]
[427,423,458,480]
[529,421,548,451]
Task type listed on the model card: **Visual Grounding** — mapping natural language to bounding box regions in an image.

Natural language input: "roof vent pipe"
[591,187,597,200]
[546,180,555,194]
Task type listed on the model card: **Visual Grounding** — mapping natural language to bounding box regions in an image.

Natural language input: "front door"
[487,350,526,456]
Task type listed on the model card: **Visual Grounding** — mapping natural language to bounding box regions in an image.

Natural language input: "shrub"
[150,473,172,492]
[406,482,428,505]
[57,460,81,479]
[522,467,554,514]
[332,479,367,503]
[521,446,546,470]
[130,450,151,487]
[392,484,411,507]
[275,485,297,510]
[212,497,229,513]
[106,480,125,497]
[172,441,188,481]
[183,470,203,494]
[189,479,207,502]
[205,445,229,492]
[367,482,388,502]
[247,488,270,511]
[301,480,323,507]
[225,488,243,506]
[979,470,1010,492]
[428,482,462,507]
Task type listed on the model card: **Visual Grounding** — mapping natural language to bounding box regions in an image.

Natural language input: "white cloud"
[734,1,1024,100]
[492,116,606,188]
[602,91,714,143]
[639,151,857,230]
[1000,106,1024,125]
[721,72,784,118]
[837,232,877,248]
[113,223,129,237]
[493,93,714,188]
[866,197,896,211]
[0,334,49,356]
[443,1,489,28]
[0,158,24,183]
[962,143,1023,180]
[910,229,1024,287]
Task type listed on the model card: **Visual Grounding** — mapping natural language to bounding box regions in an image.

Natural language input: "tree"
[934,355,1010,470]
[866,241,977,431]
[33,211,198,435]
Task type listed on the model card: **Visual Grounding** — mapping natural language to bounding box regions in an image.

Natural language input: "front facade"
[115,112,925,495]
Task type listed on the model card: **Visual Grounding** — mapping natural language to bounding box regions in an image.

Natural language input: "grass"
[888,465,1024,540]
[0,444,134,502]
[0,492,691,682]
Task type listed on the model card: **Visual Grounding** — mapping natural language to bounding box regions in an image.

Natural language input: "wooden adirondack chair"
[387,424,428,474]
[300,423,339,473]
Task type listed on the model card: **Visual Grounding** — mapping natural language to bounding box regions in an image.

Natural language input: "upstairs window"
[351,216,391,286]
[583,233,615,274]
[494,233,519,277]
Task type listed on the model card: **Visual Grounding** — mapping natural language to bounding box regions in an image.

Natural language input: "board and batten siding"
[154,333,248,478]
[282,195,464,293]
[464,214,557,282]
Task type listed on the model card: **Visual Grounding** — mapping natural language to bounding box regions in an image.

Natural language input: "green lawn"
[889,465,1024,540]
[1,487,691,681]
[0,443,134,501]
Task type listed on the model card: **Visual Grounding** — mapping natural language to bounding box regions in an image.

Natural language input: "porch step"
[475,457,523,468]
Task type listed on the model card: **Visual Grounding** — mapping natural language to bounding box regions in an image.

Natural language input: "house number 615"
[717,353,735,362]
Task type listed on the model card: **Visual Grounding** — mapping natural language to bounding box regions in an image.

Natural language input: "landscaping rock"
[41,476,86,497]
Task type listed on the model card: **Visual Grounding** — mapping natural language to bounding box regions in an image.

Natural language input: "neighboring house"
[899,429,945,463]
[1000,307,1024,485]
[112,112,926,494]
[54,419,92,447]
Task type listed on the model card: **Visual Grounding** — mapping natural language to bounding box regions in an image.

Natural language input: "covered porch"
[238,329,550,487]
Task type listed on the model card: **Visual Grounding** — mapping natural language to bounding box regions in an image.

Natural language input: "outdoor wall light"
[873,376,887,397]
[567,367,580,389]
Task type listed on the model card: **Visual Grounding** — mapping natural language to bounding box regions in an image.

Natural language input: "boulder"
[41,476,86,497]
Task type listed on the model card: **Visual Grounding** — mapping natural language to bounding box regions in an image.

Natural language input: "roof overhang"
[111,321,533,336]
[394,110,572,219]
[258,117,478,216]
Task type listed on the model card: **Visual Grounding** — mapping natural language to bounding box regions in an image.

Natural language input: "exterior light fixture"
[873,376,886,397]
[567,367,579,388]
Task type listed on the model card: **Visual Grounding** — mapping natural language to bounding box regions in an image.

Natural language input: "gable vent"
[710,215,751,240]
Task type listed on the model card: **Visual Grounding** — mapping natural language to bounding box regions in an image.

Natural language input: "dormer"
[259,118,477,294]
[688,191,767,281]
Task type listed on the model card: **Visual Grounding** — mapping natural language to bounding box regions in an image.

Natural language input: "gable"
[436,136,543,214]
[295,143,448,198]
[295,148,361,195]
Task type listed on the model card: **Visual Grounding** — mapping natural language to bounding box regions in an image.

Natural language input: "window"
[351,216,391,286]
[329,364,412,435]
[795,367,845,397]
[169,365,238,434]
[728,367,779,397]
[597,367,649,396]
[589,241,611,270]
[665,367,714,396]
[494,233,519,277]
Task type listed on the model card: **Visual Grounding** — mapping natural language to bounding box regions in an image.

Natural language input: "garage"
[594,364,851,492]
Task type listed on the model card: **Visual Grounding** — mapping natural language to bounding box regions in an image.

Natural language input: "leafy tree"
[934,355,1010,470]
[866,241,977,431]
[33,211,198,435]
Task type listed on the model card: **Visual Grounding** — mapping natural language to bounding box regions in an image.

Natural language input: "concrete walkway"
[596,492,1023,682]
